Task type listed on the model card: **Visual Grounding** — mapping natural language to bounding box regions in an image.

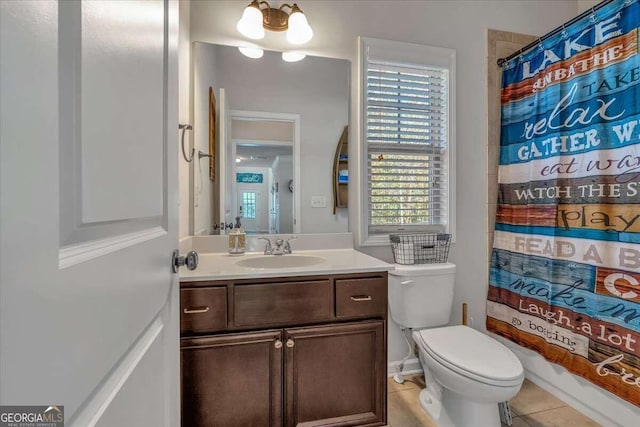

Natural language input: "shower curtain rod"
[496,0,615,67]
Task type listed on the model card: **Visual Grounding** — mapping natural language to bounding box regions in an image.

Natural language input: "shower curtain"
[487,0,640,406]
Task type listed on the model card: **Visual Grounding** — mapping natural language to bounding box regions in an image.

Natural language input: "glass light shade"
[286,11,313,44]
[238,46,264,59]
[282,51,306,62]
[236,6,265,40]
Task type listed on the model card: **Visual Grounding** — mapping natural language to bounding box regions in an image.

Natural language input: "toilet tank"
[388,263,456,329]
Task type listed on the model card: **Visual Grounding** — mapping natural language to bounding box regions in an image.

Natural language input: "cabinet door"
[284,321,386,427]
[181,330,283,427]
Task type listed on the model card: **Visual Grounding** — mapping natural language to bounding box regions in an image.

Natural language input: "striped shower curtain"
[487,0,640,406]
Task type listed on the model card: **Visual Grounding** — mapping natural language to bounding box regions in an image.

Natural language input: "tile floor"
[386,375,601,427]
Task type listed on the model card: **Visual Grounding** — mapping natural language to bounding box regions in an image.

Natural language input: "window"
[360,38,455,245]
[242,192,257,219]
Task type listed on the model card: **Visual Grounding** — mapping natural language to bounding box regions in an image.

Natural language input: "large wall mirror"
[191,42,350,235]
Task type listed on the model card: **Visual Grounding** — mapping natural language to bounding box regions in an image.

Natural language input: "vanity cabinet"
[181,330,283,427]
[284,321,385,427]
[180,272,387,427]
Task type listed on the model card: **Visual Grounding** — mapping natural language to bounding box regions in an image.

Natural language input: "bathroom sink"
[236,255,325,269]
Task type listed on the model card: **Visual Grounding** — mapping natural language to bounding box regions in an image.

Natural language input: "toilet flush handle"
[400,280,413,286]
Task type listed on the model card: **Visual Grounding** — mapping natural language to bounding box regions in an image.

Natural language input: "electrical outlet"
[311,196,326,208]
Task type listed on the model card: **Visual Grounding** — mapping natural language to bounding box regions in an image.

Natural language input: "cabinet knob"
[286,339,295,348]
[274,340,283,349]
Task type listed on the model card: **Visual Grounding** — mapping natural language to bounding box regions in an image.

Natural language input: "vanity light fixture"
[236,1,313,45]
[238,46,264,59]
[282,51,306,62]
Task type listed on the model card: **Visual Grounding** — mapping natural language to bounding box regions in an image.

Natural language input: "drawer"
[180,287,227,334]
[335,277,387,318]
[234,280,332,327]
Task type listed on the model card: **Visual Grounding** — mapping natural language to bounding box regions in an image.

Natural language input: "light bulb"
[238,46,264,59]
[236,5,264,40]
[286,10,313,44]
[282,51,306,62]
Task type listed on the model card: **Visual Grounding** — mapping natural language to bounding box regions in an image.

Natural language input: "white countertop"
[180,249,393,282]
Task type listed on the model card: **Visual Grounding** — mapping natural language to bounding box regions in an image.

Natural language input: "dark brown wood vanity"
[180,271,388,427]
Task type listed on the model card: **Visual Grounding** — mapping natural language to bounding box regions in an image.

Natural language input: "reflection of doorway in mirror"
[225,110,299,234]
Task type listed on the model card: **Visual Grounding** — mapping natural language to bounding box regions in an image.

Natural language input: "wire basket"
[390,233,451,265]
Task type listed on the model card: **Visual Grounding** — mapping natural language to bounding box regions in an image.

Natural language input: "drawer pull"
[286,339,295,348]
[274,340,283,349]
[183,306,210,314]
[350,295,372,302]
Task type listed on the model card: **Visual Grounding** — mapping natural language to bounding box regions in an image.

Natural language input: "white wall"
[275,156,294,234]
[178,0,190,238]
[578,0,601,13]
[192,43,218,235]
[233,119,293,141]
[194,43,349,234]
[188,1,640,425]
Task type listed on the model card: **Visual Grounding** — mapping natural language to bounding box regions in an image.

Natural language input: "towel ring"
[179,123,212,162]
[179,124,194,162]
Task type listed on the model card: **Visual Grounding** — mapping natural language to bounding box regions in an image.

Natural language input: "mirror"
[190,42,350,235]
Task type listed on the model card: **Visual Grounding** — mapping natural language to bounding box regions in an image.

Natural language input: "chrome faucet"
[273,239,286,255]
[258,237,272,255]
[284,236,297,254]
[258,236,297,255]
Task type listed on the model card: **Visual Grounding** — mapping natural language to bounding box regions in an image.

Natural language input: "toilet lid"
[417,326,523,386]
[389,262,456,277]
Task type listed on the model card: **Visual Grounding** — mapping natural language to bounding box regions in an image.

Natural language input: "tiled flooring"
[387,375,601,427]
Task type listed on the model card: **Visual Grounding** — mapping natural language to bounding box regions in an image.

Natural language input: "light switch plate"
[311,196,327,208]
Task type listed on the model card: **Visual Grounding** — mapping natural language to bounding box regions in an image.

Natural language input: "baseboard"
[491,333,634,427]
[523,368,621,427]
[387,357,422,377]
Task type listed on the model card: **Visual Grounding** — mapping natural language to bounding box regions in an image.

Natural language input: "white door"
[237,187,263,233]
[1,1,179,426]
[218,88,235,230]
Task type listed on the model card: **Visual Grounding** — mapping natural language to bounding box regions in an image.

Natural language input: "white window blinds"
[366,60,450,234]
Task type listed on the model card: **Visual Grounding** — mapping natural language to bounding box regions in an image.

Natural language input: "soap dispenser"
[228,216,246,255]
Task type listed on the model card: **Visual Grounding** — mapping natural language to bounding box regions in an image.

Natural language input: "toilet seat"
[416,326,523,387]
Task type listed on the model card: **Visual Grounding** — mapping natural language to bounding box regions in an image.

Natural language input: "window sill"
[359,234,391,247]
[360,233,456,247]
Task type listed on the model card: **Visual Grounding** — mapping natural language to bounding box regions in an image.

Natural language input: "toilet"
[388,263,524,427]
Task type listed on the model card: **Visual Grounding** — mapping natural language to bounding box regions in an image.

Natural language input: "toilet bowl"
[413,326,524,427]
[387,263,524,427]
